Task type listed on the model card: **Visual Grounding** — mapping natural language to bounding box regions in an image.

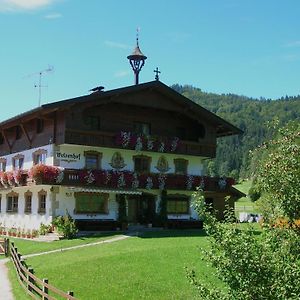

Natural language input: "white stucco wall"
[55,186,118,221]
[1,144,55,171]
[56,144,204,176]
[0,185,53,231]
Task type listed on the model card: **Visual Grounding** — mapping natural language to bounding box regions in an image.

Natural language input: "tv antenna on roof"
[24,65,54,106]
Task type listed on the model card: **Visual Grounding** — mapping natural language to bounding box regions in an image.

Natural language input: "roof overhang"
[0,81,243,137]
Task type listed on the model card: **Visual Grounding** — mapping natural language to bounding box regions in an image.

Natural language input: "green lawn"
[2,232,121,256]
[8,230,221,300]
[234,180,260,214]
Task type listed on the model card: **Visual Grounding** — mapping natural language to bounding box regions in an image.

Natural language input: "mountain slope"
[171,84,300,179]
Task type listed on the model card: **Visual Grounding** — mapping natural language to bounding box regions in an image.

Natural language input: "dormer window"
[33,149,47,165]
[133,122,151,135]
[0,158,6,172]
[85,115,101,131]
[12,154,24,170]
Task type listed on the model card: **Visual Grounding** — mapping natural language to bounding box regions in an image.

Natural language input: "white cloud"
[104,40,131,50]
[114,70,130,78]
[44,12,61,19]
[283,40,300,48]
[0,0,56,12]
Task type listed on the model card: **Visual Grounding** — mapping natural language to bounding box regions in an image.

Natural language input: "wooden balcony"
[0,167,234,192]
[59,169,234,192]
[65,129,216,158]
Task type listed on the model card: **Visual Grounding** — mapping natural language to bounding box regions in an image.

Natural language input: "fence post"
[67,291,74,298]
[4,238,9,256]
[27,267,34,292]
[43,278,49,300]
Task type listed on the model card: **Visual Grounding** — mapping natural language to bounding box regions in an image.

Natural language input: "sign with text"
[56,152,81,163]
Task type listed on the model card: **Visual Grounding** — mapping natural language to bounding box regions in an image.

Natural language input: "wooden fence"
[10,242,77,300]
[0,238,9,256]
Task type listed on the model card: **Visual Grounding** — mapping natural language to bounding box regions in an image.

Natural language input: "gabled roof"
[0,80,242,137]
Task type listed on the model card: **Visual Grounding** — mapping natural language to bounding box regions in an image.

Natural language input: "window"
[174,158,188,175]
[16,126,22,140]
[84,151,102,169]
[167,195,189,214]
[198,124,206,139]
[0,133,4,145]
[133,155,151,173]
[176,127,186,140]
[38,190,47,214]
[133,122,151,135]
[12,154,24,170]
[24,191,32,214]
[33,149,47,165]
[36,119,44,134]
[85,115,101,131]
[7,193,18,213]
[0,158,6,172]
[75,192,109,214]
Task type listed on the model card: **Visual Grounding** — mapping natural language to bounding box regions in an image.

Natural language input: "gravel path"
[23,234,133,259]
[0,258,14,300]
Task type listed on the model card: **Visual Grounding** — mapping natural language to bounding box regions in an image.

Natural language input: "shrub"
[248,185,261,202]
[52,212,78,239]
[187,189,300,300]
[39,223,52,235]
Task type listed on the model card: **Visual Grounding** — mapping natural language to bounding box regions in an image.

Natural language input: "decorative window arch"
[24,190,32,213]
[6,191,19,213]
[133,155,152,174]
[84,150,102,170]
[12,154,24,170]
[33,149,47,165]
[38,189,47,214]
[0,158,6,172]
[174,158,188,175]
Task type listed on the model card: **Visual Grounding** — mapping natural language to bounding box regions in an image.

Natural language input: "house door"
[127,194,156,224]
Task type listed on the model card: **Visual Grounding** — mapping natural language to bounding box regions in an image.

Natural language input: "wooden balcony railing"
[59,169,234,192]
[0,167,234,192]
[65,129,216,158]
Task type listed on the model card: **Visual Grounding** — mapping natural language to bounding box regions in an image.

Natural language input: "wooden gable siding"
[67,103,212,140]
[0,111,65,156]
[64,90,217,157]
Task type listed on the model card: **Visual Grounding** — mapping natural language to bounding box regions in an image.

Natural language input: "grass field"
[234,180,260,214]
[5,232,121,255]
[8,230,222,300]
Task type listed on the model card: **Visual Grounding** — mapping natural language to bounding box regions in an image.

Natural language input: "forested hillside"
[171,84,300,180]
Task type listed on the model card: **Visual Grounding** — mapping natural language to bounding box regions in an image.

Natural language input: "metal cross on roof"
[154,67,161,81]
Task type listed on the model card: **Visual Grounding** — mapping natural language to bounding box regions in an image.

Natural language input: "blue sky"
[0,0,300,121]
